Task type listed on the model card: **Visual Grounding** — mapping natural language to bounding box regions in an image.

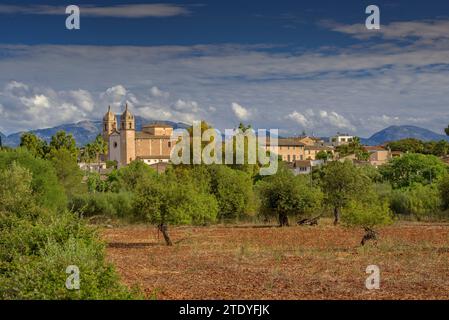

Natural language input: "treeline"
[3,128,449,254]
[72,151,449,246]
[387,138,449,156]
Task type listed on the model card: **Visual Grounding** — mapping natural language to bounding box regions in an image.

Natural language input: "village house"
[364,146,392,167]
[290,159,324,175]
[304,145,334,160]
[330,134,355,146]
[262,136,332,163]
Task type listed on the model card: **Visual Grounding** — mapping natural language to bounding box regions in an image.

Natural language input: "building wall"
[120,129,136,165]
[264,145,305,162]
[135,137,172,157]
[369,150,391,166]
[142,127,174,136]
[109,133,121,165]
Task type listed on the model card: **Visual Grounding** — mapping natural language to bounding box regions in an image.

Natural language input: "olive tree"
[255,165,322,226]
[341,188,393,245]
[134,172,218,246]
[321,160,370,225]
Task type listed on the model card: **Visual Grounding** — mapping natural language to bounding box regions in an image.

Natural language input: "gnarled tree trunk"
[158,223,173,246]
[361,227,378,246]
[278,213,289,227]
[333,207,340,225]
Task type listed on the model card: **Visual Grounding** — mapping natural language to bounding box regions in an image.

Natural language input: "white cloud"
[1,31,449,136]
[0,4,190,18]
[287,109,355,132]
[173,99,199,112]
[318,110,355,131]
[231,102,251,120]
[150,86,170,98]
[324,19,449,42]
[287,111,310,127]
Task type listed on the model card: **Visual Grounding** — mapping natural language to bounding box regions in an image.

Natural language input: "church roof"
[135,132,172,139]
[103,105,116,121]
[121,104,134,120]
[142,122,173,128]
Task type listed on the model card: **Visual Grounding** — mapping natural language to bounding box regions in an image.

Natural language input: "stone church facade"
[102,104,174,168]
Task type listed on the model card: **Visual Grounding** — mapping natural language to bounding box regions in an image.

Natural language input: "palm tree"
[92,135,108,173]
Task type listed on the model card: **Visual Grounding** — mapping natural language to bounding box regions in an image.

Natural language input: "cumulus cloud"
[0,81,92,131]
[1,26,449,136]
[287,111,310,127]
[150,86,170,99]
[231,102,251,121]
[287,109,355,132]
[0,4,190,18]
[0,80,208,133]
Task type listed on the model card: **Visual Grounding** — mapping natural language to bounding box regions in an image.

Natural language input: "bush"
[207,165,255,221]
[69,192,135,219]
[116,160,157,191]
[407,184,442,220]
[0,148,67,211]
[389,190,411,215]
[439,175,449,210]
[342,200,393,228]
[0,163,136,299]
[388,184,443,219]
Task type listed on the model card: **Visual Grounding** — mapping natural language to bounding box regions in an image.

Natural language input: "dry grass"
[101,220,449,300]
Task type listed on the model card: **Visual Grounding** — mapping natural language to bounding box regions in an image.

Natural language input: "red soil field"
[102,221,449,299]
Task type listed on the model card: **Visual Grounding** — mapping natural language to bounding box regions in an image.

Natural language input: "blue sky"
[1,1,449,137]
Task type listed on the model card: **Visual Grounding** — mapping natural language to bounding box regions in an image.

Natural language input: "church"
[102,104,175,168]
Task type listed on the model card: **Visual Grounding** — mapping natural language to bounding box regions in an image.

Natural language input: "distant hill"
[362,125,449,146]
[3,122,448,148]
[1,116,190,147]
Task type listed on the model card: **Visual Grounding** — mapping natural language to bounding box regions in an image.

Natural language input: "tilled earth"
[102,222,449,299]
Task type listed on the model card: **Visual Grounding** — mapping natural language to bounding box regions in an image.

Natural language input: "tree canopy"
[255,164,322,226]
[379,153,448,188]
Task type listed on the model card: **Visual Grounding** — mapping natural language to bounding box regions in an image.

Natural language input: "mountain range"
[361,125,449,146]
[0,121,448,147]
[0,116,190,147]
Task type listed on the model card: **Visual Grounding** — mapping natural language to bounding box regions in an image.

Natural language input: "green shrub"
[70,192,135,219]
[342,199,393,228]
[207,165,255,221]
[388,184,442,219]
[439,175,449,210]
[407,184,442,220]
[0,148,67,211]
[0,163,137,299]
[389,190,411,215]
